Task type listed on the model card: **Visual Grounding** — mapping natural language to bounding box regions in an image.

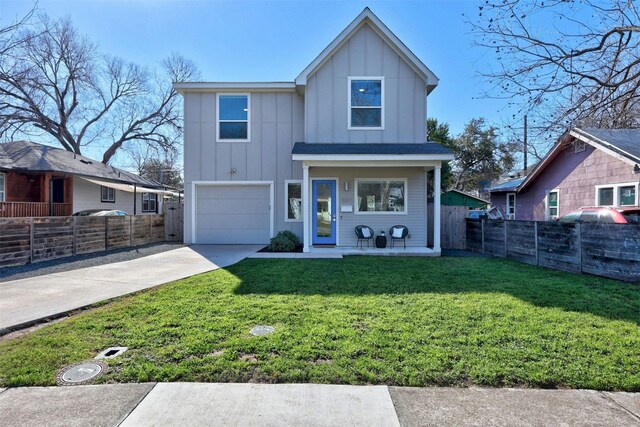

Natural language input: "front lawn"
[1,257,639,390]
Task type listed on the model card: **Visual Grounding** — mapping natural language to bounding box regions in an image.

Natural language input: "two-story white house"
[175,8,453,254]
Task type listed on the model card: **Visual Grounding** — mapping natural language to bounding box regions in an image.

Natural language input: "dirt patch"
[239,353,258,362]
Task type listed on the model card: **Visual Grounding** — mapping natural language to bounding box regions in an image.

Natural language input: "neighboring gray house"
[175,8,454,253]
[0,140,169,217]
[489,128,640,220]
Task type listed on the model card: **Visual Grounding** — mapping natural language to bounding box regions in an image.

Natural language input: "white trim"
[595,181,639,207]
[100,185,116,203]
[347,76,385,130]
[190,181,274,245]
[0,171,5,202]
[303,165,310,252]
[295,8,439,91]
[433,166,441,252]
[292,155,454,163]
[571,128,640,166]
[545,189,560,221]
[353,178,408,215]
[310,177,340,246]
[216,93,251,142]
[173,82,295,93]
[284,180,303,222]
[506,192,516,220]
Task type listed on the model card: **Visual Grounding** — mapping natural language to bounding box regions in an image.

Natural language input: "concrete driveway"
[0,245,261,333]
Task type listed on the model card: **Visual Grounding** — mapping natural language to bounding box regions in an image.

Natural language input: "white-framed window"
[596,182,639,207]
[142,193,157,213]
[574,140,586,153]
[285,180,302,222]
[216,93,250,142]
[348,77,384,130]
[355,179,407,214]
[506,193,516,219]
[101,185,115,203]
[0,172,5,202]
[546,189,559,220]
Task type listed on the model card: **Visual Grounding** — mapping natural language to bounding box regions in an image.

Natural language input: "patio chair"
[389,225,409,249]
[354,225,375,249]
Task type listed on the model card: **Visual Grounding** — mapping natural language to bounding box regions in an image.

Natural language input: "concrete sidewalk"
[0,245,261,333]
[0,383,638,427]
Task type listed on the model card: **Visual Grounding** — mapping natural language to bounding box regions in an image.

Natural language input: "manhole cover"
[56,361,108,385]
[250,325,275,336]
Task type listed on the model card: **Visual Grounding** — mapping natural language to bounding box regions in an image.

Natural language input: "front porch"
[0,171,73,217]
[249,245,439,259]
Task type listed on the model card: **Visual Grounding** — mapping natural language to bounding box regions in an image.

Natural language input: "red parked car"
[557,206,640,224]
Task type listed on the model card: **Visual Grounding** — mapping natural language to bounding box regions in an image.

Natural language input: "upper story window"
[101,185,115,203]
[348,77,384,130]
[217,94,250,142]
[0,172,5,202]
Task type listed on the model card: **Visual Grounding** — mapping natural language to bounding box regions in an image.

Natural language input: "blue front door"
[312,180,336,245]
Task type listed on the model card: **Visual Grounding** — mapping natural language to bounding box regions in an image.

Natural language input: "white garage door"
[196,184,271,244]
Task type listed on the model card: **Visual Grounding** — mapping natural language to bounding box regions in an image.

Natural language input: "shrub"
[269,231,300,252]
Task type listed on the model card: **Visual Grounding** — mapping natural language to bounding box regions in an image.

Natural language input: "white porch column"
[303,163,310,252]
[434,164,442,253]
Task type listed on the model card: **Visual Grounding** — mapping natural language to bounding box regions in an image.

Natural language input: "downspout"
[133,185,137,215]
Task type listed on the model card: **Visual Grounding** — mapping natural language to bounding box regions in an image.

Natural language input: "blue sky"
[2,0,514,162]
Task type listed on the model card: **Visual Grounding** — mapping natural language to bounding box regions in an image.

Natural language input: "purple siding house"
[489,128,640,221]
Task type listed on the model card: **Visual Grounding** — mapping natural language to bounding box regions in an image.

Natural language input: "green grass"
[1,257,639,390]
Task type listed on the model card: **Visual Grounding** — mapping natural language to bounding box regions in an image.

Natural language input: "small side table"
[375,235,387,249]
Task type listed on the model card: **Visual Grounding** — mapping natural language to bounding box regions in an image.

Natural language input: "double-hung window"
[142,193,157,213]
[285,180,302,221]
[506,193,516,220]
[217,94,250,141]
[355,179,406,213]
[546,190,559,220]
[348,77,384,129]
[0,172,5,202]
[101,186,115,203]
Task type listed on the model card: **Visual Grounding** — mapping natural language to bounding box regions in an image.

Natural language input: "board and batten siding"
[311,167,427,247]
[183,91,305,244]
[72,177,161,215]
[305,23,427,144]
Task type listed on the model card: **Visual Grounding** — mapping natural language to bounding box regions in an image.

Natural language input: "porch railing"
[0,202,72,217]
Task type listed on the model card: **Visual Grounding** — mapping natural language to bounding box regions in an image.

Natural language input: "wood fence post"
[105,216,109,251]
[481,219,485,254]
[576,222,583,273]
[503,220,508,258]
[29,217,34,264]
[72,216,77,256]
[534,221,539,266]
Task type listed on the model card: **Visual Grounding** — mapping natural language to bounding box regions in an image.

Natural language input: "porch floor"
[248,246,439,259]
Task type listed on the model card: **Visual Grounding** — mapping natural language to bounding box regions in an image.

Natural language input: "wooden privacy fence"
[0,215,165,268]
[466,219,640,282]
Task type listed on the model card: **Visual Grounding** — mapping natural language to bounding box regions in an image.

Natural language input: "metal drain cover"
[250,325,275,336]
[57,361,108,385]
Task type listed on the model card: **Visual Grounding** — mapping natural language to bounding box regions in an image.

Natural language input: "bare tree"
[127,144,183,189]
[0,14,198,164]
[470,0,640,143]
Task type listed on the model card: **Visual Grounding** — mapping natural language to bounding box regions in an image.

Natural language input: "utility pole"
[523,114,528,173]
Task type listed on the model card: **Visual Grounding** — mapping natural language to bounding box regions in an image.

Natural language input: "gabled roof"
[517,127,640,192]
[295,7,439,93]
[0,140,163,188]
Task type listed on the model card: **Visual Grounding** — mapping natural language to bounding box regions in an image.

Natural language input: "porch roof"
[292,142,453,161]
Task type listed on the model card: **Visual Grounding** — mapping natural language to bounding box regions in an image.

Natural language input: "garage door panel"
[196,184,271,244]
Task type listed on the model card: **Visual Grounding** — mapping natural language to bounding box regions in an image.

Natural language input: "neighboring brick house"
[489,128,640,221]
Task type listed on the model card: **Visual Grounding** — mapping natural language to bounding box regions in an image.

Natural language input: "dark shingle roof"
[292,142,453,155]
[488,177,526,192]
[579,128,640,162]
[0,141,162,188]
